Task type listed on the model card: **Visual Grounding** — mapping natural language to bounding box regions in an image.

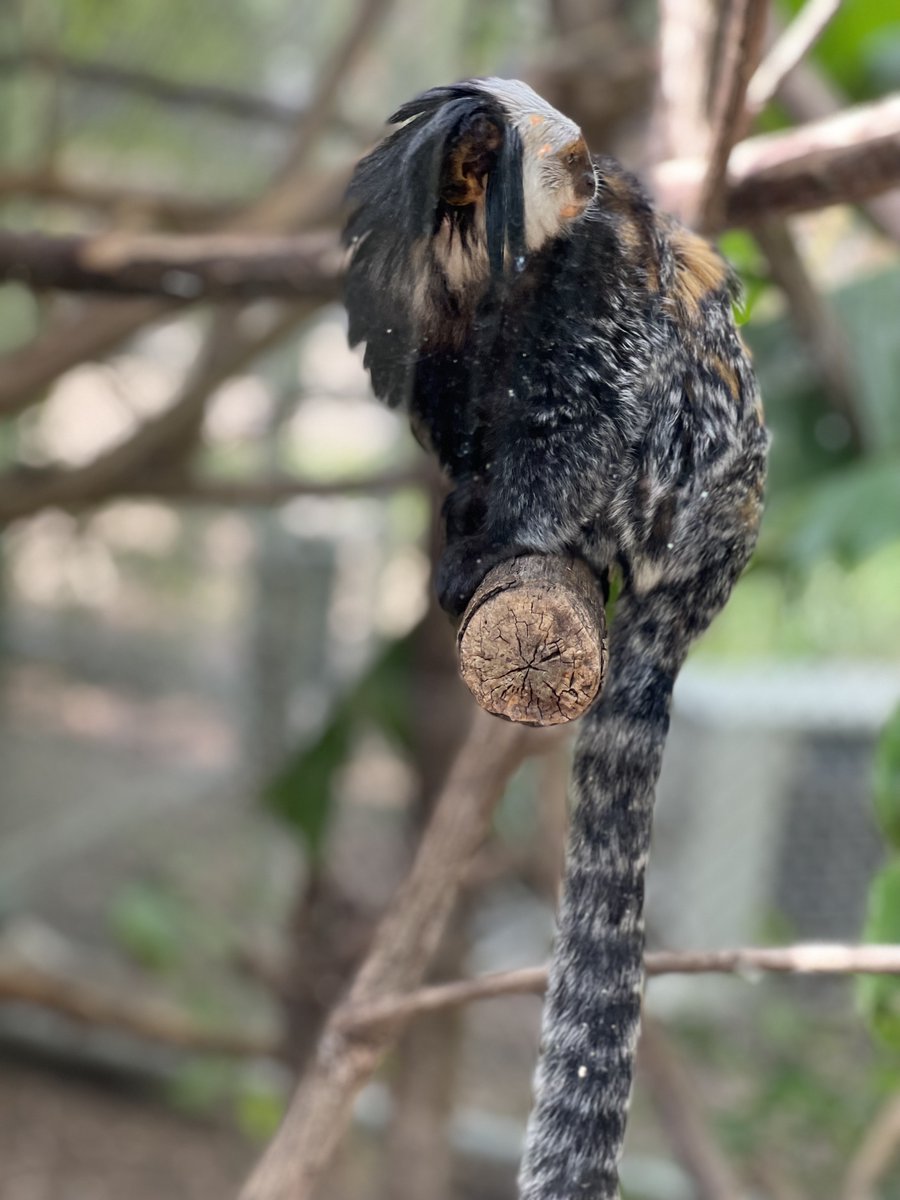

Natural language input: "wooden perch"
[0,229,342,301]
[456,555,608,727]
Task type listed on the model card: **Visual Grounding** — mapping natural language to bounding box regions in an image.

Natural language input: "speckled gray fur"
[344,79,768,1200]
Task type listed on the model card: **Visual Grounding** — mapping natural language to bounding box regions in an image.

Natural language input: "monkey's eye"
[566,152,579,167]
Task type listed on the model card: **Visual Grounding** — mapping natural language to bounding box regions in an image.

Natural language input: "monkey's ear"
[440,113,503,206]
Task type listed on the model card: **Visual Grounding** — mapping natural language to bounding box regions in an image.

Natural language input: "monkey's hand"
[435,533,519,618]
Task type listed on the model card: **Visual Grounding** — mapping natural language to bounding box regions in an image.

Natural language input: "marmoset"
[344,78,767,1200]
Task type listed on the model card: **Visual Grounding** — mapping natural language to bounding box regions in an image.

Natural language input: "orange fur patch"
[529,114,544,126]
[671,229,728,320]
[709,354,740,403]
[559,136,588,159]
[598,167,660,292]
[441,119,503,206]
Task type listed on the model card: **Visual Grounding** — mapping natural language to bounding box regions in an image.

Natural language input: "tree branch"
[724,91,900,223]
[338,944,900,1031]
[843,1093,900,1200]
[1,96,895,310]
[746,0,843,119]
[0,230,342,301]
[456,555,608,727]
[654,0,716,167]
[3,940,897,1064]
[695,0,770,230]
[639,1016,745,1200]
[753,216,866,452]
[242,0,395,232]
[0,305,309,523]
[775,57,900,243]
[239,711,529,1200]
[654,91,900,228]
[0,953,275,1058]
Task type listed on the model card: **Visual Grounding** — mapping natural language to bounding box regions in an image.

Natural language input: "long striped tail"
[518,588,685,1200]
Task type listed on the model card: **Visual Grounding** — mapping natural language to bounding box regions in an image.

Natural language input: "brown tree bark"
[456,555,608,727]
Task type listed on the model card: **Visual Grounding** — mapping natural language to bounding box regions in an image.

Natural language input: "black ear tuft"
[485,123,525,275]
[342,83,526,408]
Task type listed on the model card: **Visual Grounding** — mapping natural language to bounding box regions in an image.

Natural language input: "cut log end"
[456,555,609,727]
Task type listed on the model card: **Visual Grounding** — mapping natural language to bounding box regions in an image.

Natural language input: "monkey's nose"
[575,170,596,201]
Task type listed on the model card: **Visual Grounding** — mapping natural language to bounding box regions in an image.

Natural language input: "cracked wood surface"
[456,555,608,726]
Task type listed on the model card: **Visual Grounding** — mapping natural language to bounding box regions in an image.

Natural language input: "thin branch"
[639,1016,745,1200]
[0,954,275,1057]
[0,230,342,300]
[338,944,900,1031]
[280,0,393,173]
[0,298,173,421]
[746,0,843,119]
[653,91,900,228]
[843,1093,900,1200]
[243,0,395,233]
[654,0,717,164]
[695,0,770,230]
[776,57,900,243]
[130,467,425,506]
[239,712,529,1200]
[753,217,866,452]
[1,50,305,127]
[0,305,309,523]
[4,941,897,1065]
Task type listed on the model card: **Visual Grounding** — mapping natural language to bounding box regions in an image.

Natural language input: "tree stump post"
[456,555,608,727]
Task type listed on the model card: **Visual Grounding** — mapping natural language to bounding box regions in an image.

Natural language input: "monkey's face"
[344,79,598,341]
[439,81,600,265]
[521,127,596,248]
[462,78,595,254]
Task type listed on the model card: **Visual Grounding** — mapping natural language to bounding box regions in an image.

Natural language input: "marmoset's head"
[344,79,596,340]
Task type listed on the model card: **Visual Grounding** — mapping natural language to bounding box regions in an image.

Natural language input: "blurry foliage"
[859,705,900,1050]
[167,1056,287,1140]
[265,631,415,857]
[700,262,900,660]
[778,0,900,101]
[108,880,188,971]
[718,230,771,325]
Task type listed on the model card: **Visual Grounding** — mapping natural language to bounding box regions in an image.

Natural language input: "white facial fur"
[473,78,596,251]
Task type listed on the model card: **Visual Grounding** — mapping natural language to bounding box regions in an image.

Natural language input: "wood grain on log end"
[456,555,608,727]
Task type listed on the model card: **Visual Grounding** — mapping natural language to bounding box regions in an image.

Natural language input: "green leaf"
[234,1080,286,1141]
[166,1058,234,1116]
[761,457,900,570]
[107,882,184,971]
[265,632,416,857]
[777,0,900,99]
[858,862,900,1050]
[717,230,772,325]
[266,717,351,859]
[874,706,900,851]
